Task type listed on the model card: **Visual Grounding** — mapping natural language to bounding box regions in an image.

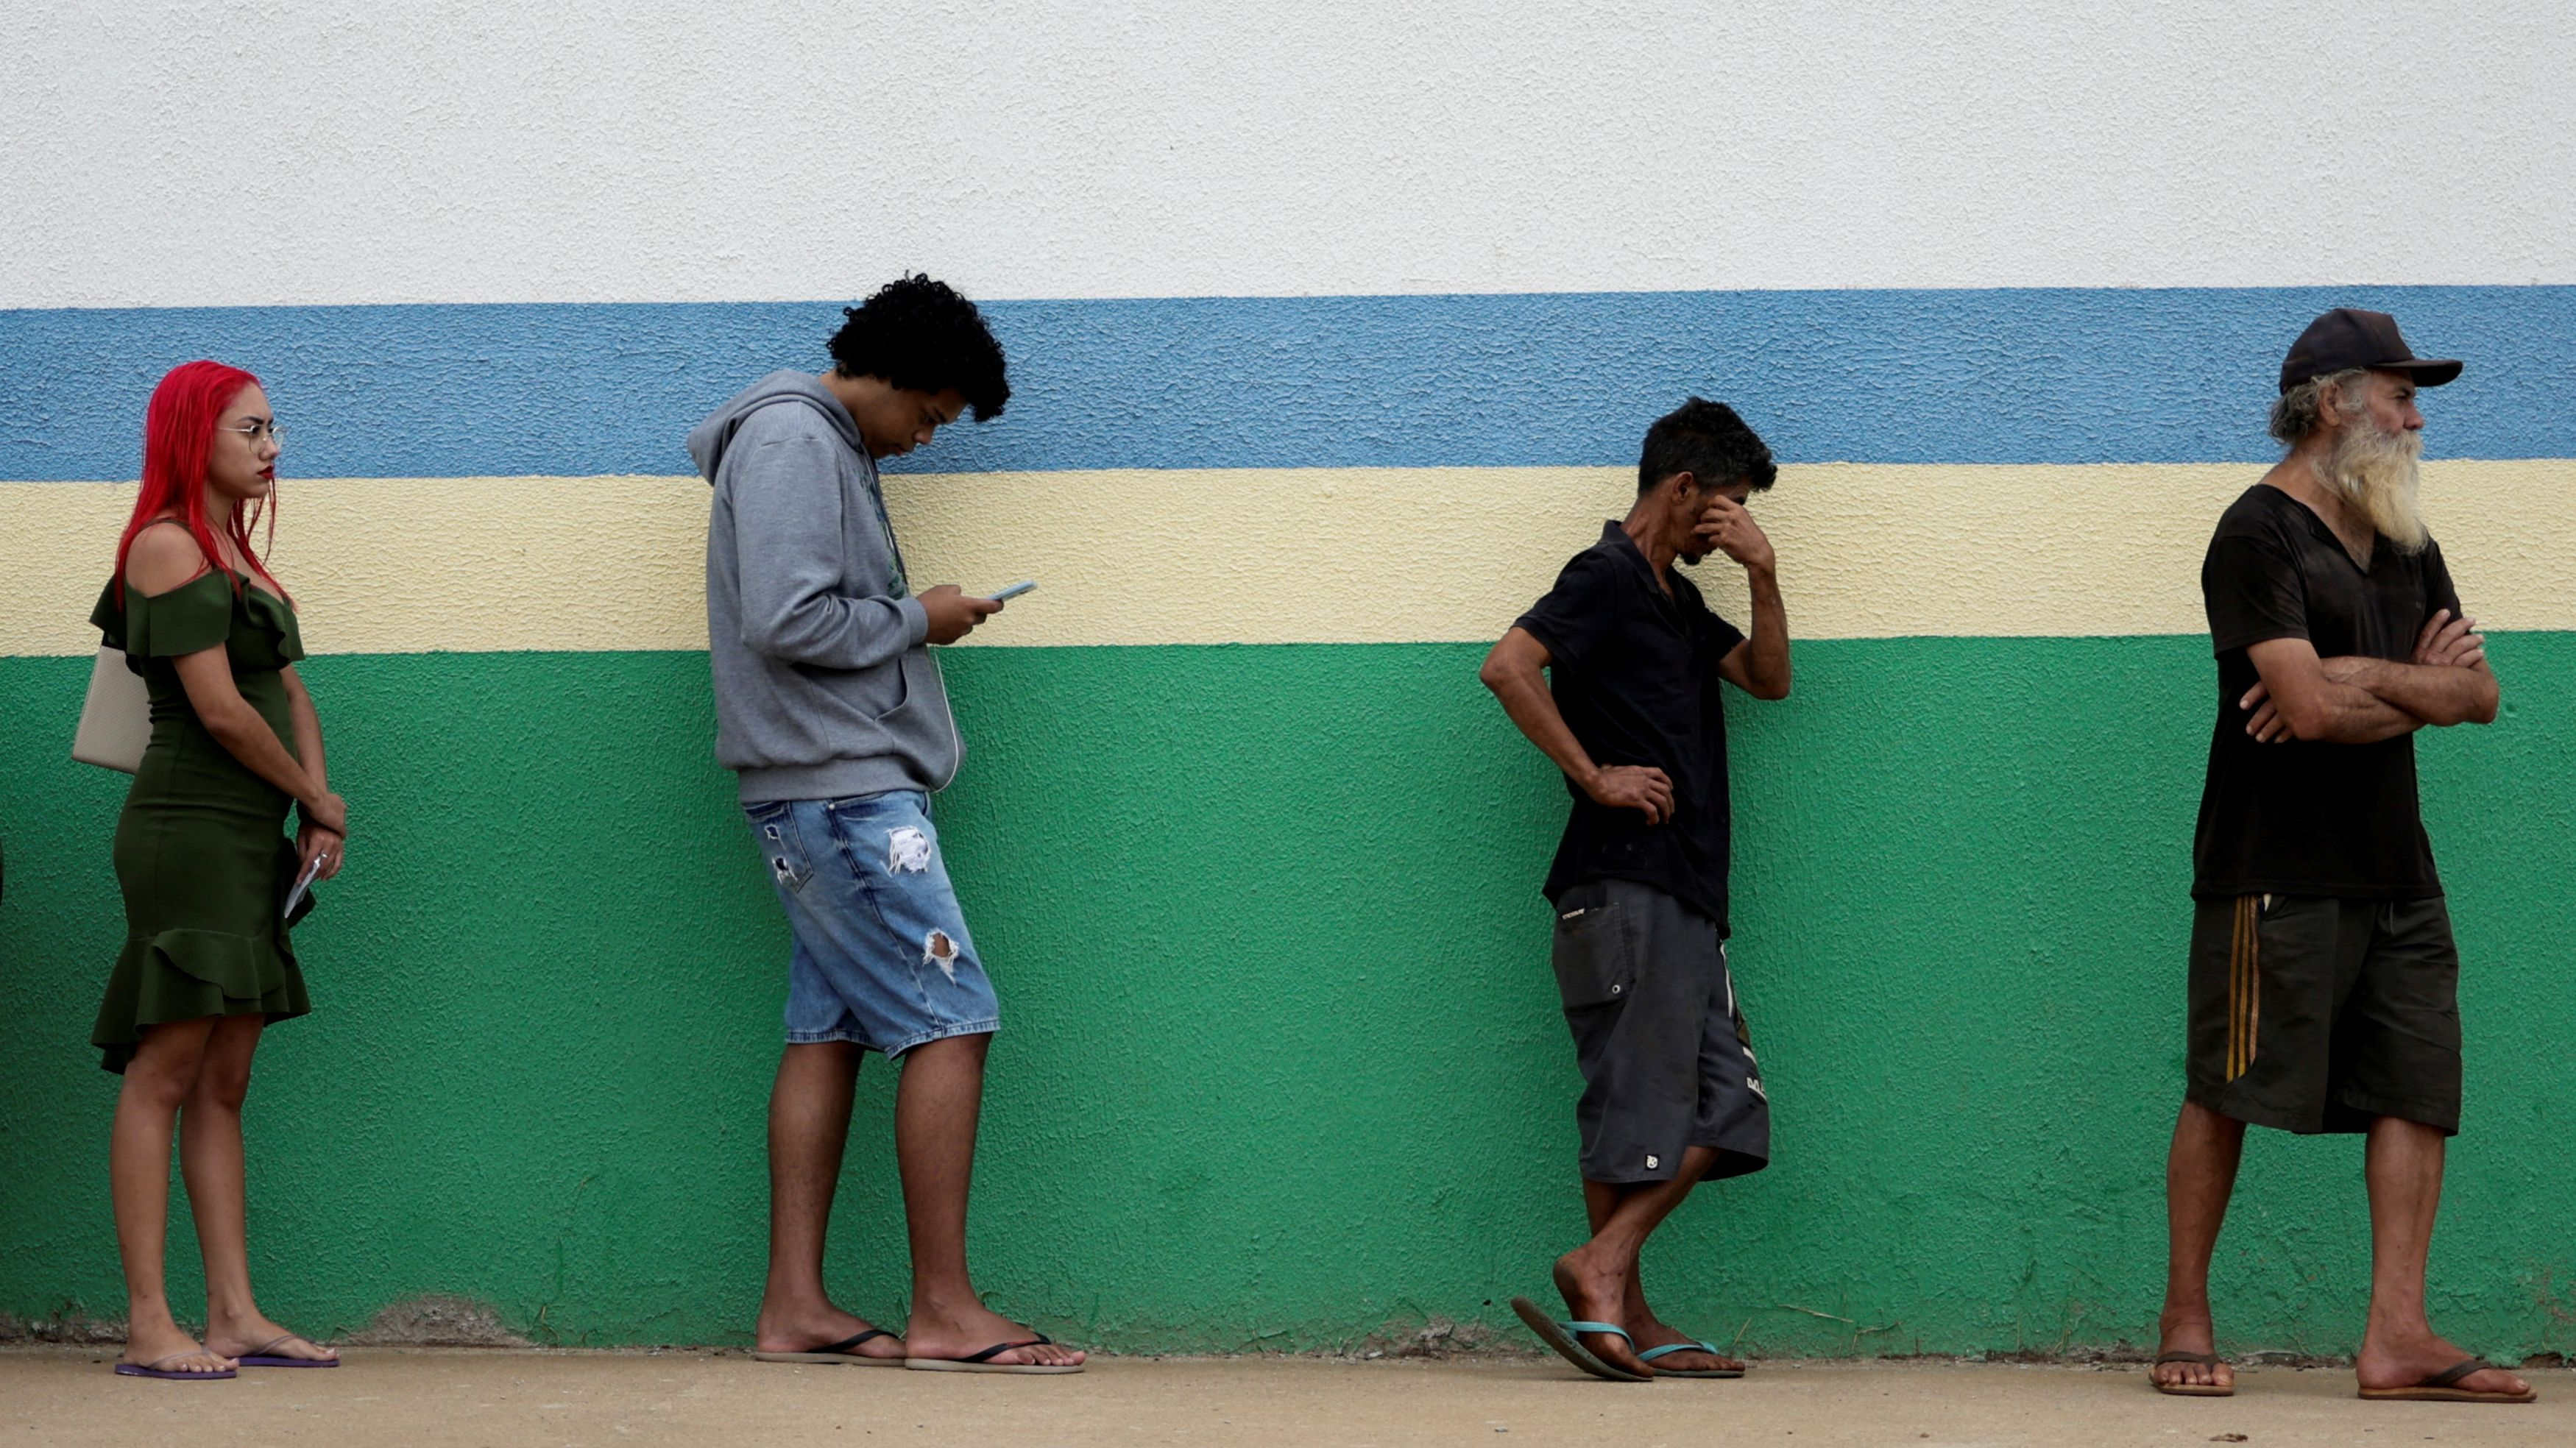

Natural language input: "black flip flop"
[753,1329,903,1366]
[905,1333,1083,1374]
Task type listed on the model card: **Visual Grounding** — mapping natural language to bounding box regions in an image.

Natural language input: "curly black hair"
[827,274,1011,422]
[1637,397,1776,494]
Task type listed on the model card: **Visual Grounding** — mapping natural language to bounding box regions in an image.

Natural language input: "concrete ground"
[1,1346,2564,1447]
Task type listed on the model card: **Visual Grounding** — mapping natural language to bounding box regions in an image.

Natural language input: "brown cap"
[2279,308,2462,394]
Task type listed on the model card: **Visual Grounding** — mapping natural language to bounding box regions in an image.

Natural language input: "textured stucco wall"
[6,3,2573,305]
[5,0,2572,1360]
[9,291,2576,480]
[4,640,2571,1355]
[7,461,2575,658]
[4,288,2570,655]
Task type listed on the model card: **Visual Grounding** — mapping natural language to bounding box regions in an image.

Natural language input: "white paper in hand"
[282,853,325,922]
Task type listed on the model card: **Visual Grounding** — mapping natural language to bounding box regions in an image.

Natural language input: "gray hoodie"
[689,371,960,803]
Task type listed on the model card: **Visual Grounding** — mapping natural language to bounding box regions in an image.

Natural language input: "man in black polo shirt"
[2151,309,2528,1404]
[1479,398,1791,1383]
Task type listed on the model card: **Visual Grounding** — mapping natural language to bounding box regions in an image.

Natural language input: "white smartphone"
[986,581,1036,602]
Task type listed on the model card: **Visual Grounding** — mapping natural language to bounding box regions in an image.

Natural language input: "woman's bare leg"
[185,1015,336,1363]
[112,1018,232,1373]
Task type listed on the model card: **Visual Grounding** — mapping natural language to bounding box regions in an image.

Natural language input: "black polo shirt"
[2193,483,2460,899]
[1515,522,1748,933]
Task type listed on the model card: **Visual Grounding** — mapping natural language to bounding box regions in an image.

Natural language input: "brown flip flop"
[2357,1358,2537,1403]
[2151,1350,2234,1396]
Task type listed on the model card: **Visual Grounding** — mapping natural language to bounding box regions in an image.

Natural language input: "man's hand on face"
[1583,764,1676,825]
[2411,609,2486,670]
[920,584,1002,645]
[1693,495,1776,572]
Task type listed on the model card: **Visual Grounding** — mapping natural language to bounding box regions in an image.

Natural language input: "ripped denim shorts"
[742,791,1001,1055]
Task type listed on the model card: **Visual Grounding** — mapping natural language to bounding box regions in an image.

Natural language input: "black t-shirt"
[1515,522,1749,932]
[2193,483,2460,899]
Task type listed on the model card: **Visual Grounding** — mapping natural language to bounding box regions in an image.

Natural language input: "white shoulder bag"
[72,647,151,773]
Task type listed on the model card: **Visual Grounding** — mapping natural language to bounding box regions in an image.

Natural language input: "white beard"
[2325,418,2428,554]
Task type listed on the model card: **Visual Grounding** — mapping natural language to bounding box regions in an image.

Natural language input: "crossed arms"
[2240,609,2499,746]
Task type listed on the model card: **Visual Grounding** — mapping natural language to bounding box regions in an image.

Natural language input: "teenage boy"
[2151,308,2524,1404]
[689,274,1084,1374]
[1479,398,1793,1382]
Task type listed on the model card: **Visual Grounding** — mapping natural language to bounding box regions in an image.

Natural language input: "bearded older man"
[2150,308,2528,1403]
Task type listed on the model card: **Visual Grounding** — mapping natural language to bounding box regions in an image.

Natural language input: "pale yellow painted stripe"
[7,461,2569,656]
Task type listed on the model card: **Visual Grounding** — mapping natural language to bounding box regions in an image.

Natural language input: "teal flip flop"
[1510,1296,1650,1383]
[1638,1339,1745,1379]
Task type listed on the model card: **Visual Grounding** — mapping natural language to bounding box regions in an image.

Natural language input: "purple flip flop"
[233,1332,340,1368]
[114,1351,236,1380]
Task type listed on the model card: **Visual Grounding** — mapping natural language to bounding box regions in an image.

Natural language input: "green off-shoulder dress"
[89,572,313,1073]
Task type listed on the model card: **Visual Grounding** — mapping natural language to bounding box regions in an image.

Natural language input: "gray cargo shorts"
[1548,878,1771,1185]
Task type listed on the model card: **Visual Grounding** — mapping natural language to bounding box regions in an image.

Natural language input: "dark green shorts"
[2185,894,2462,1136]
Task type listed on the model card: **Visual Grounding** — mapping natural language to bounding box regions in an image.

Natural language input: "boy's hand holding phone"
[920,585,1001,644]
[919,582,1032,644]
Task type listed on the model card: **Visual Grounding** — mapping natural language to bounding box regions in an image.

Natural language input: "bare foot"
[905,1301,1085,1369]
[754,1299,904,1362]
[122,1316,236,1377]
[2358,1329,2532,1399]
[2151,1310,2232,1394]
[1551,1249,1651,1377]
[1629,1314,1744,1374]
[208,1308,339,1364]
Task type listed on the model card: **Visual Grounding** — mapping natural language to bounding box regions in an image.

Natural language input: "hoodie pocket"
[804,651,913,723]
[864,653,914,723]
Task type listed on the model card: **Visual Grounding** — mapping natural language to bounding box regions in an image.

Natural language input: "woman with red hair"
[90,361,349,1380]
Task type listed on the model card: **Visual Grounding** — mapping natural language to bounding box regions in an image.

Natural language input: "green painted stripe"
[2,637,2569,1355]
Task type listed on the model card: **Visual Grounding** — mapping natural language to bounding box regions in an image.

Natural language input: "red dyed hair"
[111,360,287,607]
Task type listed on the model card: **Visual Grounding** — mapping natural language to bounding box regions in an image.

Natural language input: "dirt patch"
[3,1293,527,1349]
[1980,1344,2156,1366]
[1972,1344,2379,1371]
[2231,1349,2352,1369]
[0,1305,125,1345]
[342,1296,533,1348]
[1339,1315,1530,1361]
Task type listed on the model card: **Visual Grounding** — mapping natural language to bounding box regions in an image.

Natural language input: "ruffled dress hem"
[91,926,311,1074]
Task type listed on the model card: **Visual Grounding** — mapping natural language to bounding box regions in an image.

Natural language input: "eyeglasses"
[222,422,287,448]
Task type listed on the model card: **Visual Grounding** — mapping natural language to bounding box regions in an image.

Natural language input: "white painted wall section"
[7,0,2573,308]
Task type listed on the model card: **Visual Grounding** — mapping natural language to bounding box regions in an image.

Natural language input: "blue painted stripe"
[2,288,2568,480]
